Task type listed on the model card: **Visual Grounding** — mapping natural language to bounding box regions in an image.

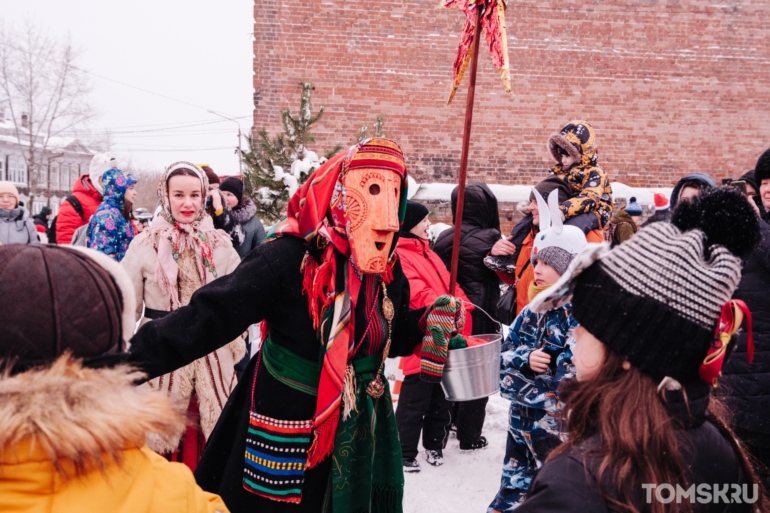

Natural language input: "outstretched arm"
[128,247,279,380]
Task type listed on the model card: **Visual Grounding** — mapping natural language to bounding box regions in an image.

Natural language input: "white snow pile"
[410,181,674,206]
[272,149,326,198]
[427,222,452,243]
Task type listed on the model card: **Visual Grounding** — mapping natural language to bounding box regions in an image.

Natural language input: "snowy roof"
[0,132,92,156]
[411,181,673,206]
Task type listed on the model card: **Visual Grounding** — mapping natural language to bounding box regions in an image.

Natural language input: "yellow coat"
[0,358,228,513]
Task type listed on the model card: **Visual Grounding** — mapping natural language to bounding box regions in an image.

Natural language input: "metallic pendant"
[382,295,395,322]
[367,374,385,399]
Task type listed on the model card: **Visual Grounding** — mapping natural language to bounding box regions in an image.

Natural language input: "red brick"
[253,0,770,188]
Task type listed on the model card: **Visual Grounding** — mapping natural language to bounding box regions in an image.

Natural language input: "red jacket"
[396,236,474,376]
[56,175,102,244]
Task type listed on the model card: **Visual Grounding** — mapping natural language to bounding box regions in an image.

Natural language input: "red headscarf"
[269,138,407,466]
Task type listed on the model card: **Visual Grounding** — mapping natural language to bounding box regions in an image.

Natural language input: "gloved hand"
[420,295,466,382]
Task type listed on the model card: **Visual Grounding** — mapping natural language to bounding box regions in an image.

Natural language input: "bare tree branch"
[0,19,94,200]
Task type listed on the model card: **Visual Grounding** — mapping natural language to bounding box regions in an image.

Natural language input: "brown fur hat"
[0,245,135,369]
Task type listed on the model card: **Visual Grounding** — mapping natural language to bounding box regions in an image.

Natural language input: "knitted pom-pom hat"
[530,186,760,385]
[626,197,643,217]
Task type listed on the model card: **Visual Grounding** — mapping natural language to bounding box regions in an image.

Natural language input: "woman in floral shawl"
[87,168,137,261]
[121,162,245,469]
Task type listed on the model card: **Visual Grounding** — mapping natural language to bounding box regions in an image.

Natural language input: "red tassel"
[699,300,754,386]
[301,245,338,331]
[306,412,339,468]
[734,300,754,364]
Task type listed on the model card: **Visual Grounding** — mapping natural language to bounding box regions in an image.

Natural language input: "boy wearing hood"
[546,121,614,232]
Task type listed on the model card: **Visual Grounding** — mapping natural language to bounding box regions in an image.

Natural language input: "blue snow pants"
[488,403,563,512]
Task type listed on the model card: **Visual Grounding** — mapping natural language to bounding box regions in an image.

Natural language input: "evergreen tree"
[242,82,342,224]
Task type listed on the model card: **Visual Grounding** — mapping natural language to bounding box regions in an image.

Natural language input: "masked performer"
[128,138,465,513]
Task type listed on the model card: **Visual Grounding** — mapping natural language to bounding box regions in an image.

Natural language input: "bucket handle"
[464,301,505,340]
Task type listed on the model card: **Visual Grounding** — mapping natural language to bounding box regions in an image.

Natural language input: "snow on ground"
[387,366,511,513]
[402,393,509,513]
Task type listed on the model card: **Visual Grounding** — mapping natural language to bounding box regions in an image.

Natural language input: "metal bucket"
[441,334,502,401]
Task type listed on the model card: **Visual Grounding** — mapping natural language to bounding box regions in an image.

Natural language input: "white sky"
[2,0,254,176]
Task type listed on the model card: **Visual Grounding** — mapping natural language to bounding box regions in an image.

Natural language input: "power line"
[119,146,235,152]
[60,117,251,134]
[0,40,245,118]
[57,117,251,136]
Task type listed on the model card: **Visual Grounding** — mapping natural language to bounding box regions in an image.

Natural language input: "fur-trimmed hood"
[230,195,257,224]
[0,356,185,478]
[547,121,598,169]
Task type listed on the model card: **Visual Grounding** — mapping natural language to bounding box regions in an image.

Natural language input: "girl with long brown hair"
[515,186,768,513]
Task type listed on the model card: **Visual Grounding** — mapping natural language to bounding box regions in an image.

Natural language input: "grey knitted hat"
[530,187,761,384]
[531,246,573,276]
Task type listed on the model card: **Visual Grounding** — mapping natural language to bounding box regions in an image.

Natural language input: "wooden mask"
[345,167,401,273]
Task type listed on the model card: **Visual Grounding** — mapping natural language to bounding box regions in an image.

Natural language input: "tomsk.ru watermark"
[642,483,759,505]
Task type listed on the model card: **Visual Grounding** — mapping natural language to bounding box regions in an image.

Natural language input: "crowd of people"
[0,122,769,513]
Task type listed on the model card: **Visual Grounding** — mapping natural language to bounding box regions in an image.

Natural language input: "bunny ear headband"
[533,188,564,234]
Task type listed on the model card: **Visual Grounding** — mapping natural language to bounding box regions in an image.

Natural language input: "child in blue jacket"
[489,190,588,512]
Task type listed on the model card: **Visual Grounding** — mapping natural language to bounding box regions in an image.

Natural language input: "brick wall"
[253,0,770,189]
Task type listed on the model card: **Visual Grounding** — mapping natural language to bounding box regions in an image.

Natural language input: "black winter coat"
[517,389,753,513]
[719,216,770,437]
[433,183,501,336]
[128,236,426,513]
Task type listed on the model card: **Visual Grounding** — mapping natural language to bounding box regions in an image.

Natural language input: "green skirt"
[262,339,404,513]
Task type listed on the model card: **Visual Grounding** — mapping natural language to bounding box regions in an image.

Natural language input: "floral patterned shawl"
[144,161,230,310]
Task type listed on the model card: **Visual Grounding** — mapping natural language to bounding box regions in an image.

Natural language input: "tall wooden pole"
[448,5,483,295]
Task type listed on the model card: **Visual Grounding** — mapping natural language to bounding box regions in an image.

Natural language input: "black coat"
[516,390,752,513]
[433,183,501,335]
[719,216,770,436]
[128,236,425,513]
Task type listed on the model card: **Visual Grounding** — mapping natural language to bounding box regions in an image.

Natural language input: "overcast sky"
[3,0,254,176]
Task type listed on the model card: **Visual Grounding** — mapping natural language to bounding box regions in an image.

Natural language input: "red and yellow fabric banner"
[439,0,511,105]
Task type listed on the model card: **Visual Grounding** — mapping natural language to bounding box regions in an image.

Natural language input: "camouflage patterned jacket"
[547,121,614,229]
[500,303,578,412]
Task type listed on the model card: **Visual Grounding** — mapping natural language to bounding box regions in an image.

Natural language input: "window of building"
[61,164,70,190]
[50,196,60,216]
[33,200,47,215]
[16,157,29,187]
[7,156,24,185]
[0,159,4,181]
[37,164,48,188]
[50,162,60,190]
